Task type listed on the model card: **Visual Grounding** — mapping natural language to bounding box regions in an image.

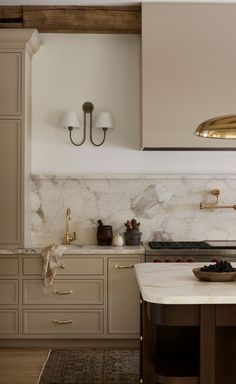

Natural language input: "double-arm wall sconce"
[195,115,236,139]
[61,102,113,146]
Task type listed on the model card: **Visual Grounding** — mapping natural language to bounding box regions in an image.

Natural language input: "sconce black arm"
[89,122,107,147]
[83,102,107,147]
[68,125,86,146]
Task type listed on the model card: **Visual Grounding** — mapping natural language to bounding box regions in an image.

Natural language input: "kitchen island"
[135,263,236,384]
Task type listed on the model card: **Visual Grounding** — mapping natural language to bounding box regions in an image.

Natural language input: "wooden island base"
[140,302,236,384]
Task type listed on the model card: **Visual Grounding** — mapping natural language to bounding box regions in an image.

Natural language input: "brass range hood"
[195,115,236,139]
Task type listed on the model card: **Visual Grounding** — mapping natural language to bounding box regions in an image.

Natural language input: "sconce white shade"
[95,112,113,129]
[61,111,80,129]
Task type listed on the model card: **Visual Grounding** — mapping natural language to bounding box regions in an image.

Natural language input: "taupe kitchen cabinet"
[22,255,105,338]
[142,3,236,149]
[108,256,143,337]
[0,257,19,337]
[0,30,42,247]
[0,252,144,343]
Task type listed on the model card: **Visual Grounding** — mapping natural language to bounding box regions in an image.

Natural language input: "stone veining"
[30,175,236,245]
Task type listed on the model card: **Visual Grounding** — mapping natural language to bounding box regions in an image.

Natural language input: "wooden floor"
[0,348,49,384]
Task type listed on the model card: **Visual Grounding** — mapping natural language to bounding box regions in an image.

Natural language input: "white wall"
[32,33,236,175]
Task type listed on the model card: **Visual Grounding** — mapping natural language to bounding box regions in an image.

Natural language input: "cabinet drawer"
[0,310,18,334]
[23,280,104,305]
[23,256,104,276]
[23,309,103,335]
[0,280,18,304]
[0,257,19,276]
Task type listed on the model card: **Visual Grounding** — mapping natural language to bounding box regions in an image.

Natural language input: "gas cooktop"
[144,241,236,259]
[148,241,236,250]
[148,241,211,249]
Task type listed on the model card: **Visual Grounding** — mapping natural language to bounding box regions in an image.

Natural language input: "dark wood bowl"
[192,267,236,282]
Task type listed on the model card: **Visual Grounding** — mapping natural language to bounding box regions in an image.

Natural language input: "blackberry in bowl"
[193,260,236,282]
[201,260,236,273]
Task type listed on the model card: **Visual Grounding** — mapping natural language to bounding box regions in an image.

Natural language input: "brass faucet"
[65,208,76,245]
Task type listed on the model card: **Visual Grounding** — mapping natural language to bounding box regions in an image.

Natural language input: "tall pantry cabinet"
[0,30,42,247]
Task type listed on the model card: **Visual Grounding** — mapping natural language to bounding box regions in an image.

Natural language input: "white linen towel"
[41,244,67,286]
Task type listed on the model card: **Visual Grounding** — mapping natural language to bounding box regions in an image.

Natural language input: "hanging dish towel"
[41,244,67,286]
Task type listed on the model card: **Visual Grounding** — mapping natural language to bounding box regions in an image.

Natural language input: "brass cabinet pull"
[54,290,73,295]
[115,264,134,269]
[53,319,73,324]
[59,264,66,269]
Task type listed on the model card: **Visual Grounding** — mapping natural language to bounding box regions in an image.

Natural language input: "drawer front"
[23,309,103,335]
[0,280,18,304]
[0,310,18,334]
[23,280,104,305]
[23,256,104,276]
[0,258,19,276]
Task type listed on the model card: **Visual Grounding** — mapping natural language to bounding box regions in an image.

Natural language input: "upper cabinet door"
[0,52,21,116]
[0,29,42,247]
[0,120,21,245]
[142,4,236,149]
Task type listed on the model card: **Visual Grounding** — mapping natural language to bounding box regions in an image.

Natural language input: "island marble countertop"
[135,262,236,305]
[0,245,145,255]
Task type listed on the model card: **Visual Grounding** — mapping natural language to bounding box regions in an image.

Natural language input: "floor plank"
[0,348,49,384]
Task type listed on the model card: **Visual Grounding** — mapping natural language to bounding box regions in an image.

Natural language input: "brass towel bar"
[200,189,236,210]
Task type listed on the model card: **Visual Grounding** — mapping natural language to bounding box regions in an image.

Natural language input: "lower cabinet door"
[23,309,103,336]
[0,310,18,335]
[108,257,141,336]
[0,280,18,304]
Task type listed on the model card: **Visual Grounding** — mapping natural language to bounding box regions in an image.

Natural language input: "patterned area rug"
[38,348,140,384]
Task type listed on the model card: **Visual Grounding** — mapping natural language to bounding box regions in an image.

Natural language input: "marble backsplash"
[31,174,236,246]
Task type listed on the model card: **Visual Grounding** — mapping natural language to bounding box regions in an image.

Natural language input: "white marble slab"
[135,262,236,305]
[30,174,236,246]
[0,245,145,255]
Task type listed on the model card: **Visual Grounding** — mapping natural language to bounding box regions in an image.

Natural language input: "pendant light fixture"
[195,115,236,139]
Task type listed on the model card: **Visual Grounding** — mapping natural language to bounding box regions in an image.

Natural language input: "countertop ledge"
[135,262,236,305]
[0,245,145,255]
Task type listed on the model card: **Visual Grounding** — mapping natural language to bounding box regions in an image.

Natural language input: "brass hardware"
[140,299,143,304]
[140,379,143,384]
[115,264,134,269]
[65,208,76,245]
[195,115,236,139]
[54,290,73,295]
[200,189,236,210]
[59,264,66,269]
[53,319,73,324]
[140,336,143,341]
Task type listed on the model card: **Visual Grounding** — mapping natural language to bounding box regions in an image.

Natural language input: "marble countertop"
[135,262,236,305]
[0,245,145,255]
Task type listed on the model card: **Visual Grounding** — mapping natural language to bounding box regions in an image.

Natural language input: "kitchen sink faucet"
[65,208,76,245]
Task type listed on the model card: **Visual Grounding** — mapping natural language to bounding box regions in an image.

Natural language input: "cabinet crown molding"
[0,29,43,56]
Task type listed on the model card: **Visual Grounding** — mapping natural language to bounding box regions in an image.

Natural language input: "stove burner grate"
[148,241,212,249]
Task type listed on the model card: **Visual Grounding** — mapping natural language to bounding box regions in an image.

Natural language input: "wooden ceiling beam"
[0,5,141,34]
[0,6,23,28]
